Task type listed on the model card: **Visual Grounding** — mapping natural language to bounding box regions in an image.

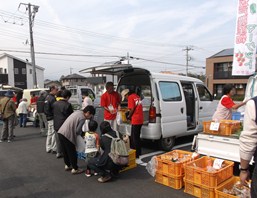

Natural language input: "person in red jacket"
[100,82,120,130]
[121,89,143,158]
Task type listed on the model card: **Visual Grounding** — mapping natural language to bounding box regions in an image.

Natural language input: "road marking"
[136,143,192,167]
[136,151,164,166]
[173,142,192,149]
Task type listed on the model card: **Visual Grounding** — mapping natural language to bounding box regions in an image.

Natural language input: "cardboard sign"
[213,158,224,169]
[210,122,220,131]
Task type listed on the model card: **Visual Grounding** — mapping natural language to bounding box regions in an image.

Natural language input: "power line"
[0,49,122,58]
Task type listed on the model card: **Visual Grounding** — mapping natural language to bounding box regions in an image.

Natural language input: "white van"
[22,88,49,123]
[115,67,217,151]
[22,88,49,105]
[66,85,95,109]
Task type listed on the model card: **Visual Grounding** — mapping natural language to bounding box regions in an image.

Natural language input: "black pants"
[88,157,120,177]
[130,124,142,158]
[58,133,78,170]
[252,162,257,197]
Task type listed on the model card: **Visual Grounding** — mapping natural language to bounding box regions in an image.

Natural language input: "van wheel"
[158,137,175,151]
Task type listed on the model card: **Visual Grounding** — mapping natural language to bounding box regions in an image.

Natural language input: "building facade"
[60,73,87,87]
[206,49,251,97]
[0,53,44,89]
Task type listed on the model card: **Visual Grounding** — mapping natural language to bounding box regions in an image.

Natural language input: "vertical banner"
[232,0,257,76]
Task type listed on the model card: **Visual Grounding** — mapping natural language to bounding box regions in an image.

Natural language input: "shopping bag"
[116,111,122,125]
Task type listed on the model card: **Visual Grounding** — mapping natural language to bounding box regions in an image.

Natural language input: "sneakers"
[0,140,3,143]
[56,153,63,158]
[7,140,11,143]
[85,170,92,177]
[98,175,112,183]
[65,165,72,171]
[94,172,98,176]
[71,168,83,175]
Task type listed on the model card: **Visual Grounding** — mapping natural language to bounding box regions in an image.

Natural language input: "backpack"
[104,131,129,166]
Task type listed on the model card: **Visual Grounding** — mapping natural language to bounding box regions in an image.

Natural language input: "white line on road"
[173,142,192,150]
[136,151,164,166]
[136,143,192,167]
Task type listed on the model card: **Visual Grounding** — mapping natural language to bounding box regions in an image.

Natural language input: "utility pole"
[19,3,39,88]
[127,52,130,64]
[70,67,73,74]
[183,46,193,76]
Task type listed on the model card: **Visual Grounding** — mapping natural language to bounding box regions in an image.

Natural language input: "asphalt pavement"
[0,123,193,198]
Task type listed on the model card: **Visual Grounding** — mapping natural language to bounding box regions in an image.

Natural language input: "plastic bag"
[76,135,86,160]
[116,111,122,125]
[146,156,158,177]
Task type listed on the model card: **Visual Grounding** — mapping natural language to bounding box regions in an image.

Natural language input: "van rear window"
[159,81,182,101]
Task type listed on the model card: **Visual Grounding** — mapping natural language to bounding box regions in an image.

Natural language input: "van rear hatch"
[117,68,153,123]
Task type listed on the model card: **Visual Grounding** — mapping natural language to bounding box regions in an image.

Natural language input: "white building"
[0,53,44,89]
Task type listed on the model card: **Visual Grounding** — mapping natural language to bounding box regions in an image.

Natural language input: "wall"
[26,63,44,88]
[206,56,248,95]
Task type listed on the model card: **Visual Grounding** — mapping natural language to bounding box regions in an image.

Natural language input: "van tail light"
[149,106,156,123]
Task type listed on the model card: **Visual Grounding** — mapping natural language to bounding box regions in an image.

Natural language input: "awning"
[79,63,133,76]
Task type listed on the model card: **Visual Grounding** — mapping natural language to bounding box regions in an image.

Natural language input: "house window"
[4,69,7,74]
[30,69,32,74]
[14,68,19,74]
[22,68,26,74]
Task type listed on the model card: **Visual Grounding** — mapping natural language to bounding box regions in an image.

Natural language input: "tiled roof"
[62,73,86,79]
[209,48,257,58]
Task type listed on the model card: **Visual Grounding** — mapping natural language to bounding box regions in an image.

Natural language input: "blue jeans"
[19,113,27,127]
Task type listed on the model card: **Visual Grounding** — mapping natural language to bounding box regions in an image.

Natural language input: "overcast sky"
[0,0,238,80]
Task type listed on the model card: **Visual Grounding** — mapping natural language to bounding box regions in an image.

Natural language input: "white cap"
[121,89,129,101]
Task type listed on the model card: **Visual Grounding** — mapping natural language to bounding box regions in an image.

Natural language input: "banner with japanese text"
[232,0,257,76]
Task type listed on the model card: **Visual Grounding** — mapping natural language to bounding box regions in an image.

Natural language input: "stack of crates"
[155,150,199,190]
[120,149,136,172]
[184,156,234,198]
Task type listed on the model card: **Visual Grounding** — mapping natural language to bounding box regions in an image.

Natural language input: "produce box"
[184,156,234,188]
[215,176,251,198]
[203,120,241,136]
[155,172,184,189]
[120,149,137,172]
[119,109,129,123]
[184,179,215,198]
[156,150,199,177]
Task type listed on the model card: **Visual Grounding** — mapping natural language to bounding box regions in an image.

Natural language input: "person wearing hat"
[121,88,143,158]
[0,90,17,143]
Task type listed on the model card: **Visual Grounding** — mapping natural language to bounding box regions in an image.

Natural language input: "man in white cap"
[0,90,16,143]
[121,88,143,158]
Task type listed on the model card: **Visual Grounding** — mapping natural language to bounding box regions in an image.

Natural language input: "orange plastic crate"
[184,179,215,198]
[120,149,136,172]
[184,156,234,188]
[155,172,184,189]
[203,120,240,136]
[156,150,199,177]
[215,176,251,198]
